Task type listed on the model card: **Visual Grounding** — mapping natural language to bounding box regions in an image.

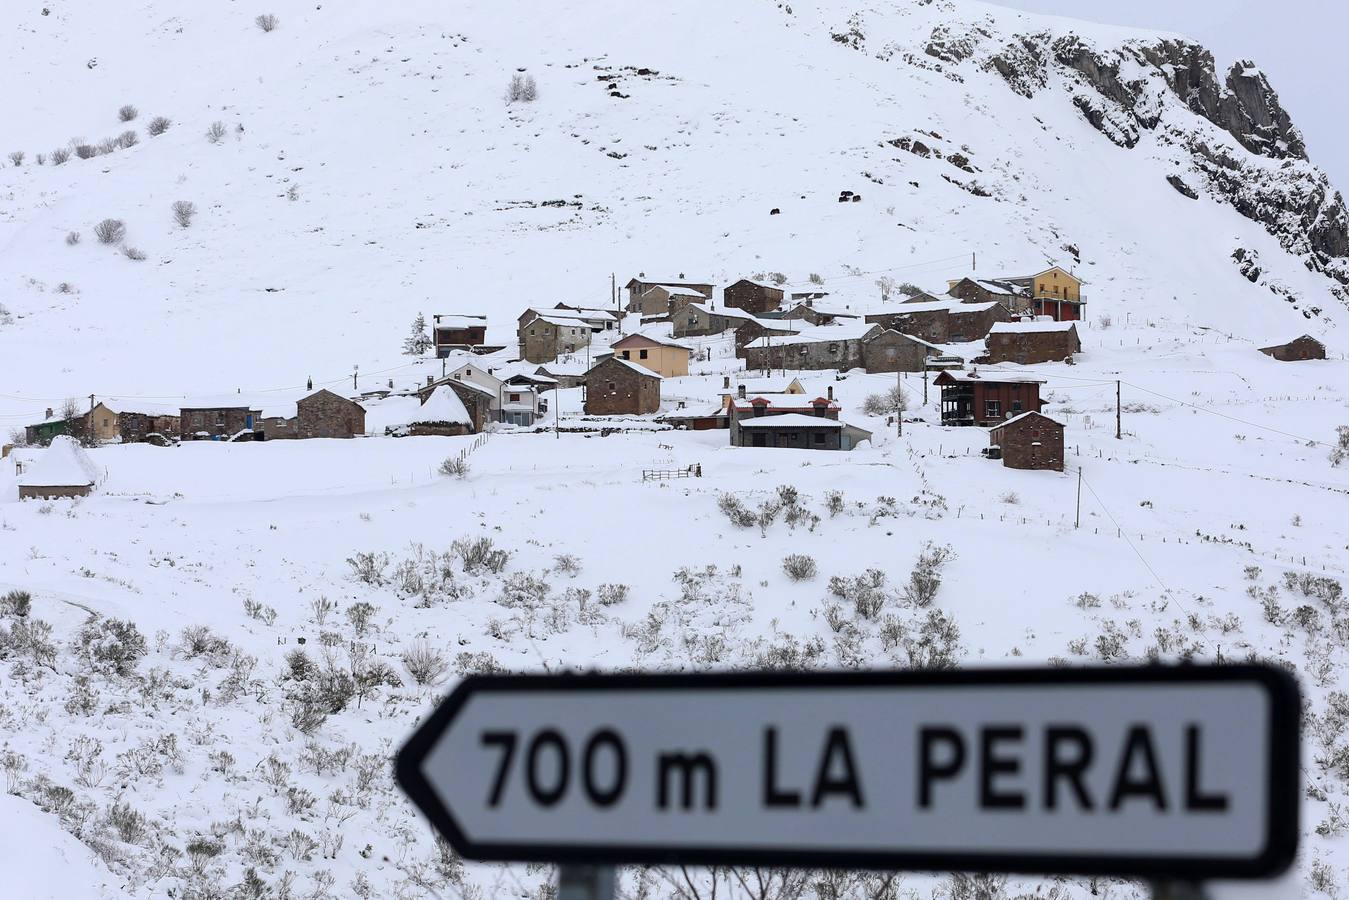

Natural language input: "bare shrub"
[175,625,233,664]
[35,153,45,165]
[717,493,757,528]
[346,551,389,585]
[597,583,629,606]
[999,491,1020,505]
[862,385,908,417]
[553,554,581,577]
[118,104,139,122]
[8,151,24,167]
[172,200,196,228]
[0,590,31,618]
[403,642,450,686]
[505,72,538,103]
[117,130,138,149]
[451,536,509,574]
[286,183,300,201]
[438,456,469,478]
[51,146,71,165]
[242,598,277,625]
[901,542,954,608]
[122,246,146,261]
[206,121,227,144]
[345,601,377,636]
[825,489,845,517]
[830,569,888,620]
[782,554,818,582]
[256,13,280,32]
[1330,425,1349,467]
[146,116,171,136]
[903,609,962,669]
[808,272,824,285]
[74,143,97,159]
[875,275,896,301]
[97,137,119,155]
[93,219,126,244]
[309,595,335,624]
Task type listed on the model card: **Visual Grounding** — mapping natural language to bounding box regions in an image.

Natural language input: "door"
[245,414,254,429]
[752,433,766,448]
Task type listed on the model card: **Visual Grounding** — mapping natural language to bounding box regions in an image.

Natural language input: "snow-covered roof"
[415,386,473,424]
[744,321,877,348]
[991,411,1064,430]
[524,307,616,324]
[872,329,946,351]
[593,357,662,379]
[950,301,1002,313]
[989,319,1078,334]
[730,396,838,412]
[614,330,693,351]
[179,392,304,419]
[974,279,1026,296]
[18,436,100,488]
[653,284,708,297]
[872,299,953,314]
[737,413,843,429]
[100,398,181,417]
[937,370,1045,384]
[433,315,488,329]
[682,302,756,322]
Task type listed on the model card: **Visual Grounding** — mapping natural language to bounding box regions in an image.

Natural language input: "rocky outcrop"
[984,33,1048,98]
[1167,175,1198,200]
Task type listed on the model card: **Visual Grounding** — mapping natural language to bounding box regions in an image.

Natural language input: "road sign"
[396,665,1299,880]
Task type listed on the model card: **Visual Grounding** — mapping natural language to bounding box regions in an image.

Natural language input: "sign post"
[397,665,1299,891]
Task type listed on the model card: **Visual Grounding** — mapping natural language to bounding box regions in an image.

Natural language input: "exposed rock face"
[1167,175,1199,200]
[964,26,1347,293]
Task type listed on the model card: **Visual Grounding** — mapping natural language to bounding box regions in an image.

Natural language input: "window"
[639,349,649,360]
[1012,399,1023,413]
[607,382,615,392]
[1038,283,1045,293]
[828,343,839,354]
[192,413,202,427]
[529,328,536,336]
[799,346,808,356]
[621,350,631,359]
[813,432,825,445]
[509,393,520,402]
[985,400,1001,418]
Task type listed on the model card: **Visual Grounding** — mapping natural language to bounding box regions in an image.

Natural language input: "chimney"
[737,384,746,399]
[827,386,834,401]
[426,376,433,386]
[45,407,53,419]
[806,298,814,308]
[723,376,731,389]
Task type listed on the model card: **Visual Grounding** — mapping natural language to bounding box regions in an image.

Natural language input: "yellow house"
[609,333,691,378]
[86,402,120,443]
[1019,266,1085,321]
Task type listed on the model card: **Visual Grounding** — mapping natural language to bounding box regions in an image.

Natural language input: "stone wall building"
[984,319,1081,364]
[741,323,882,372]
[583,357,661,416]
[1258,335,1326,361]
[517,310,594,364]
[295,389,366,438]
[860,329,943,373]
[947,301,1009,342]
[989,411,1065,471]
[865,301,950,344]
[723,278,785,315]
[180,405,261,441]
[672,303,755,338]
[946,277,1032,314]
[625,278,714,313]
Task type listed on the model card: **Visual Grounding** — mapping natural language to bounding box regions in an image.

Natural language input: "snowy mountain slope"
[1,0,1346,416]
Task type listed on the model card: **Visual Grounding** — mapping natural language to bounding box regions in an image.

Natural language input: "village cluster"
[9,265,1327,500]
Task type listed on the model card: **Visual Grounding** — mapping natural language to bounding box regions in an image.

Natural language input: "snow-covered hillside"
[1,0,1346,410]
[2,2,1349,899]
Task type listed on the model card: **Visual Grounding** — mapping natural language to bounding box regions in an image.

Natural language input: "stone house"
[24,409,71,446]
[719,377,807,411]
[551,304,618,330]
[17,436,100,500]
[1259,335,1326,361]
[404,385,475,436]
[985,319,1081,364]
[733,318,798,354]
[724,278,785,314]
[727,389,869,450]
[778,300,859,327]
[861,329,943,373]
[625,277,714,312]
[109,401,181,444]
[418,377,494,433]
[989,411,1065,471]
[865,300,951,344]
[517,310,594,364]
[179,404,262,441]
[741,323,883,372]
[534,363,586,390]
[672,303,756,338]
[947,301,1009,342]
[946,277,1031,315]
[432,315,489,356]
[934,370,1046,427]
[606,332,691,378]
[583,357,661,416]
[789,287,830,303]
[295,389,366,439]
[627,284,713,316]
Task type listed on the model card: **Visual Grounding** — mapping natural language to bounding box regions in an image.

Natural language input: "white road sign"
[396,666,1299,879]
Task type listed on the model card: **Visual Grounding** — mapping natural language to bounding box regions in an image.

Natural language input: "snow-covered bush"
[93,218,125,244]
[402,642,450,686]
[118,104,138,122]
[596,583,629,606]
[999,490,1020,505]
[146,116,171,136]
[309,595,335,624]
[175,625,233,665]
[117,130,138,148]
[782,554,817,581]
[505,72,537,103]
[0,616,57,670]
[65,230,80,245]
[451,536,508,574]
[0,590,30,618]
[74,617,146,676]
[901,609,962,669]
[122,245,146,261]
[346,551,389,585]
[830,568,888,619]
[74,143,97,159]
[205,120,227,144]
[825,489,845,517]
[172,200,196,227]
[438,456,469,478]
[553,553,581,577]
[862,385,908,416]
[901,542,954,608]
[8,151,23,167]
[50,146,70,165]
[717,493,757,528]
[344,601,377,635]
[242,597,277,624]
[255,13,279,32]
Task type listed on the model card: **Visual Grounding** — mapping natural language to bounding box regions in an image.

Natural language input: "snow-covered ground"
[2,0,1348,898]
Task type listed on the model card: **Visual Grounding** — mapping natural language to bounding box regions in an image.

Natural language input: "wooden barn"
[1258,335,1326,362]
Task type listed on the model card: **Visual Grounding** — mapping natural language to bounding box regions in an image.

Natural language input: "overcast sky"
[990,0,1347,194]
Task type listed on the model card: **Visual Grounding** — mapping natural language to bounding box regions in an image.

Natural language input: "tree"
[402,314,432,356]
[862,385,908,417]
[876,275,896,302]
[172,201,197,228]
[59,397,97,447]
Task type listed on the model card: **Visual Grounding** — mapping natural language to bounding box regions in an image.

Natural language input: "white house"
[448,362,541,427]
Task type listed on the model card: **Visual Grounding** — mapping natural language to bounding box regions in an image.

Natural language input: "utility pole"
[353,365,359,391]
[972,251,976,272]
[1115,380,1122,440]
[89,394,95,414]
[555,382,561,440]
[1075,468,1082,529]
[896,367,903,438]
[923,366,929,405]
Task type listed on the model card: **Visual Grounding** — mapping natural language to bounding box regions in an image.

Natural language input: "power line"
[1077,470,1189,619]
[1121,381,1335,449]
